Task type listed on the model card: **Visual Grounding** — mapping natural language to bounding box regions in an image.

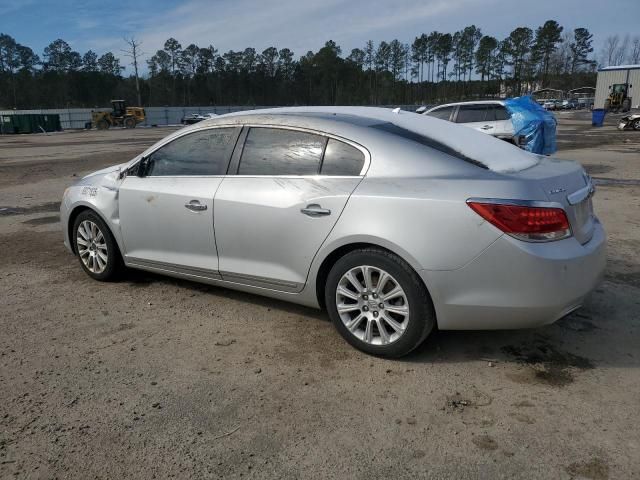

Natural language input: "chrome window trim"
[236,124,371,177]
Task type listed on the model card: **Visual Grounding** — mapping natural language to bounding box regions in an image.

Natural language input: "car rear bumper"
[421,219,606,330]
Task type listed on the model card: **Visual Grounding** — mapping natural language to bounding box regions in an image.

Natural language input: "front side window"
[146,127,238,176]
[456,104,488,123]
[321,139,365,176]
[425,106,454,121]
[238,128,325,175]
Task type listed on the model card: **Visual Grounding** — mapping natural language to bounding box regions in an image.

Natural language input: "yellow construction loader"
[92,100,146,130]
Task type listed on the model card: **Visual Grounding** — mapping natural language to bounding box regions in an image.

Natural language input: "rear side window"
[238,128,325,175]
[146,128,238,176]
[456,104,488,123]
[425,106,454,121]
[320,139,365,176]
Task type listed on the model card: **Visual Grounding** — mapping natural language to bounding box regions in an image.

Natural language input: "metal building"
[594,65,640,109]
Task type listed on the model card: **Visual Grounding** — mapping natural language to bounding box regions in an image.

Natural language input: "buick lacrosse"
[61,107,605,357]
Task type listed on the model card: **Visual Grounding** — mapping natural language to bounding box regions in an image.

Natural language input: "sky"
[1,0,639,72]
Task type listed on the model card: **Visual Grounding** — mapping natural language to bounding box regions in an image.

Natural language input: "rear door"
[213,127,367,291]
[486,104,515,139]
[119,126,240,276]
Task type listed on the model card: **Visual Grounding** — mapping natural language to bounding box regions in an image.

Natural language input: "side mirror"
[138,157,150,177]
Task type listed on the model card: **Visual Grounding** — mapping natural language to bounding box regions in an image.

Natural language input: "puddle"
[0,202,60,216]
[593,177,640,186]
[502,340,594,387]
[22,215,60,225]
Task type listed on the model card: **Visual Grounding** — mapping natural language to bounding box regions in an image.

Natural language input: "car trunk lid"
[508,157,595,244]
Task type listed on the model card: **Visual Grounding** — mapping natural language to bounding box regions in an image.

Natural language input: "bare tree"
[603,35,620,66]
[614,35,630,65]
[122,37,144,106]
[629,36,640,64]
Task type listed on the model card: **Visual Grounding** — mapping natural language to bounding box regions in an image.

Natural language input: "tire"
[96,119,109,130]
[73,210,123,281]
[325,248,435,358]
[622,98,631,113]
[124,117,136,129]
[633,119,640,131]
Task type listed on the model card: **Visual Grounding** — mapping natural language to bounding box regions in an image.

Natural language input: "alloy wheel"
[77,220,108,274]
[335,265,410,345]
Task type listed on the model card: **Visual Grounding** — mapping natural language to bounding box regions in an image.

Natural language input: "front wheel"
[325,248,435,357]
[124,117,136,128]
[73,210,123,281]
[633,119,640,131]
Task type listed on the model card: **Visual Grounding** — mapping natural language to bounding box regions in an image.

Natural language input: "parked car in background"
[60,106,604,357]
[181,113,217,125]
[617,113,640,131]
[422,100,520,145]
[543,99,560,110]
[561,99,578,110]
[577,97,595,110]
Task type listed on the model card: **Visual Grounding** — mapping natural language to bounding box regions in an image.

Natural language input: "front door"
[214,127,367,291]
[119,126,240,277]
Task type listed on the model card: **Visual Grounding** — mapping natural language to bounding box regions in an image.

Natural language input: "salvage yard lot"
[1,112,639,479]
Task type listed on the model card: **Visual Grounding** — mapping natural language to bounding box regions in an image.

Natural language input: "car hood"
[75,162,128,189]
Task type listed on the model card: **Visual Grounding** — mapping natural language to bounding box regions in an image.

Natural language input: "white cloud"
[128,0,487,57]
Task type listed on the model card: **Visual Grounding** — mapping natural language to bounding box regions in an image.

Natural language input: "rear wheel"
[325,248,435,357]
[633,119,640,131]
[124,117,136,129]
[96,119,109,130]
[622,98,631,113]
[73,210,123,281]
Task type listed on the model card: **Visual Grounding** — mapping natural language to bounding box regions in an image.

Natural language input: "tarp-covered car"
[422,96,557,155]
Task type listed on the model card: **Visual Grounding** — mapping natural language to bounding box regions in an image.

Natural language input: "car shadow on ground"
[122,268,637,377]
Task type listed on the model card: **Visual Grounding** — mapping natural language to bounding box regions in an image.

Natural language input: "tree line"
[1,23,638,109]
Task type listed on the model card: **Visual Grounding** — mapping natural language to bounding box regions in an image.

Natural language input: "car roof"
[154,106,539,173]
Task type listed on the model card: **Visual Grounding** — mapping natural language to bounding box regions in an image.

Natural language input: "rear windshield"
[369,122,488,169]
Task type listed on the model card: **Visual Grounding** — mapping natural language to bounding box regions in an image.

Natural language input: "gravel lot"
[1,111,639,479]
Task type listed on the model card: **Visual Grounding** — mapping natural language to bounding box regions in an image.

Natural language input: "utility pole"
[122,37,144,106]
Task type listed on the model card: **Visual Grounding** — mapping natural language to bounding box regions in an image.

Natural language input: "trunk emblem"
[548,188,566,195]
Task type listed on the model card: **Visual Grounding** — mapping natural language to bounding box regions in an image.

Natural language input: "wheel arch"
[313,239,434,314]
[67,205,120,256]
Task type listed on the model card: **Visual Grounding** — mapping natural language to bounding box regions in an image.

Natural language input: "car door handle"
[185,200,207,212]
[481,125,494,130]
[300,204,331,217]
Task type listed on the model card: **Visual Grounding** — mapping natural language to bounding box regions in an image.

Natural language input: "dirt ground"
[1,112,639,479]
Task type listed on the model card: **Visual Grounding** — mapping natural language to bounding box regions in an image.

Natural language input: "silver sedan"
[60,107,606,357]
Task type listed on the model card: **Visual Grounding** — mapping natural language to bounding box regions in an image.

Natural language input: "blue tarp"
[504,96,557,155]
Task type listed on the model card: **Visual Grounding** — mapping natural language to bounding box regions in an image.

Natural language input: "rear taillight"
[467,201,571,242]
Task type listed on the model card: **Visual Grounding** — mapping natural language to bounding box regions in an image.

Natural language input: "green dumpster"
[0,114,62,134]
